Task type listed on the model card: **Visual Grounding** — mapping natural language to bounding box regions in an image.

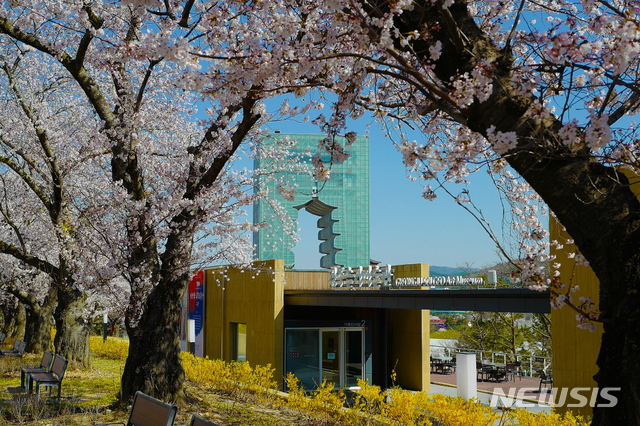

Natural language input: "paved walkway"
[429,372,553,414]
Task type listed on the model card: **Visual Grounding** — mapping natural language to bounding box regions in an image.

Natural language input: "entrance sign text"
[395,276,484,287]
[330,265,485,289]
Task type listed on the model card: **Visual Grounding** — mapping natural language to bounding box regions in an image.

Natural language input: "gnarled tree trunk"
[54,286,90,368]
[121,273,187,403]
[374,1,640,424]
[120,232,194,403]
[22,286,56,354]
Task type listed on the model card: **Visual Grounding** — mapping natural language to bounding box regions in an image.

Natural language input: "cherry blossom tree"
[3,1,636,422]
[305,0,640,424]
[0,261,56,355]
[0,53,109,366]
[0,0,361,402]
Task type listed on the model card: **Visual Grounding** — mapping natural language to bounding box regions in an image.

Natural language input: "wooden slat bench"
[28,354,68,398]
[95,391,178,426]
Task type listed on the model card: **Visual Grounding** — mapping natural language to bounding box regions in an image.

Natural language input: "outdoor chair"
[95,391,178,426]
[0,339,26,357]
[488,367,506,382]
[442,358,454,374]
[536,370,553,393]
[28,354,68,399]
[21,351,54,391]
[505,362,519,382]
[190,414,220,426]
[476,361,490,381]
[514,361,522,378]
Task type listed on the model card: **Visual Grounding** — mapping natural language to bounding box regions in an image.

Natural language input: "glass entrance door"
[321,330,341,386]
[286,326,365,390]
[344,329,364,388]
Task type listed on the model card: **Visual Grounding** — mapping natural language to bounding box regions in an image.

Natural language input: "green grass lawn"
[0,338,589,426]
[0,342,302,426]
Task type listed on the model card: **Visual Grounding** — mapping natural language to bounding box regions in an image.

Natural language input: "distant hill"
[429,265,478,276]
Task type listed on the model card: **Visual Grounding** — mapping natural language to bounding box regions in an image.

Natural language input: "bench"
[21,351,54,392]
[28,354,68,398]
[0,339,26,357]
[95,391,178,426]
[190,414,220,426]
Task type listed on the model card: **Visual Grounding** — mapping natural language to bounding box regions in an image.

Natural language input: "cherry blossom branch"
[0,179,27,253]
[76,5,104,65]
[3,62,64,220]
[135,59,162,114]
[0,18,117,129]
[0,152,50,211]
[186,94,261,200]
[608,91,640,126]
[435,0,465,53]
[0,239,60,279]
[428,168,520,271]
[504,0,526,51]
[595,0,630,19]
[179,0,198,28]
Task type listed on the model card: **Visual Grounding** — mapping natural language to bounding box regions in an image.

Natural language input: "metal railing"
[431,345,552,377]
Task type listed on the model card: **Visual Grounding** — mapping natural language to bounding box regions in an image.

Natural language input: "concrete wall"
[204,260,285,387]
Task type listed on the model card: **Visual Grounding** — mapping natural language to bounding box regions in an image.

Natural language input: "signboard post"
[102,313,109,343]
[188,271,205,357]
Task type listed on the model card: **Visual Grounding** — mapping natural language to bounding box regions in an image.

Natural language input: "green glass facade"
[253,133,370,268]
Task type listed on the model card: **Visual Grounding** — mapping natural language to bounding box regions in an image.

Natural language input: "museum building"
[183,260,432,392]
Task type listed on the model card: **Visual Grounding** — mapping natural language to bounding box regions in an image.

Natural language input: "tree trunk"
[7,302,26,340]
[120,217,196,403]
[592,263,640,424]
[54,286,91,368]
[371,2,640,423]
[24,298,55,354]
[13,284,57,354]
[120,271,188,403]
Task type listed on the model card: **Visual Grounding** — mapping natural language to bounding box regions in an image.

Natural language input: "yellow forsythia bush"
[89,335,129,360]
[181,352,277,402]
[383,386,433,425]
[285,373,359,425]
[425,394,497,426]
[86,346,587,426]
[352,382,496,426]
[508,409,591,426]
[352,378,386,422]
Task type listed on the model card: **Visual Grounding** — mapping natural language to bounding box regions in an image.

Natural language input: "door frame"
[285,326,366,390]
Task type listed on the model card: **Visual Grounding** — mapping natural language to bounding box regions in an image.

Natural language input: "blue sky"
[259,99,509,270]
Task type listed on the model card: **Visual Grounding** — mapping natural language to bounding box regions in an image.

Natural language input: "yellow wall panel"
[389,264,431,391]
[204,260,285,388]
[285,270,331,290]
[394,263,430,280]
[390,309,431,391]
[550,217,602,416]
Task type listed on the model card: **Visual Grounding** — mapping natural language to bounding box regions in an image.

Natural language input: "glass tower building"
[253,133,370,269]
